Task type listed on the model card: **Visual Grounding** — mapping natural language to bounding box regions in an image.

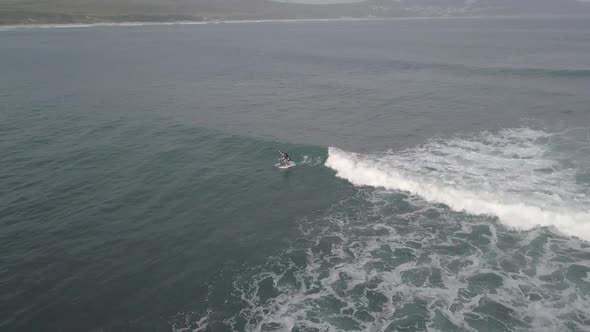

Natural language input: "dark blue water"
[1,17,590,332]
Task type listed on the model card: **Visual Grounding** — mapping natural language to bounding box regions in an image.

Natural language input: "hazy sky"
[277,0,363,3]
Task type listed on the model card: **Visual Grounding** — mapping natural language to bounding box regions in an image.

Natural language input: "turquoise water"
[1,18,590,331]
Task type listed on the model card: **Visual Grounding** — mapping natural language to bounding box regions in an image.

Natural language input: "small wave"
[400,61,590,78]
[280,52,590,78]
[326,128,590,240]
[476,65,590,78]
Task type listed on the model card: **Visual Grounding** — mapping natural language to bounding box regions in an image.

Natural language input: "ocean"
[1,17,590,332]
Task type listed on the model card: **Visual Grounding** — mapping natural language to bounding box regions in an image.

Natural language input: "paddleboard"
[277,162,296,169]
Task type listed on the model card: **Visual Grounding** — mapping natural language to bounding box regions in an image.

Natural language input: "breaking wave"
[173,128,590,331]
[326,128,590,240]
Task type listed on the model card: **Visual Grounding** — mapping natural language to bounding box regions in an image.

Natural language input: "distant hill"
[1,0,589,25]
[362,0,590,17]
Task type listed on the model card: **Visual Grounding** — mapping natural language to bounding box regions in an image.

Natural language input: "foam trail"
[326,128,590,240]
[300,155,324,166]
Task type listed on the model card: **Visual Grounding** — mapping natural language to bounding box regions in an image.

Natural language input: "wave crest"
[325,128,590,240]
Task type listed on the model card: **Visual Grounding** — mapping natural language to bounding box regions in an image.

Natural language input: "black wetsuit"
[280,152,291,164]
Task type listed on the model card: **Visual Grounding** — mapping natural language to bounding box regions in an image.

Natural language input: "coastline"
[0,17,447,31]
[1,14,589,31]
[0,15,555,31]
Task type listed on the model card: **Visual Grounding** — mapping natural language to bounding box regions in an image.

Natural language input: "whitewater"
[326,128,590,240]
[214,127,590,332]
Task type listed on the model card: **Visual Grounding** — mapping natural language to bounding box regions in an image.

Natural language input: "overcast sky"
[276,0,363,3]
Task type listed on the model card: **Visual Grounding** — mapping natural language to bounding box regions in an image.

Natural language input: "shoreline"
[2,15,587,31]
[0,17,456,31]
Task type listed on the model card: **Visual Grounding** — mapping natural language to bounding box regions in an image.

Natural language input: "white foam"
[225,188,590,331]
[326,128,590,241]
[171,128,590,331]
[300,155,324,166]
[0,21,219,31]
[171,310,211,332]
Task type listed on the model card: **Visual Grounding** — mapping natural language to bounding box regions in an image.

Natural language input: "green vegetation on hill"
[0,0,370,25]
[1,0,589,25]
